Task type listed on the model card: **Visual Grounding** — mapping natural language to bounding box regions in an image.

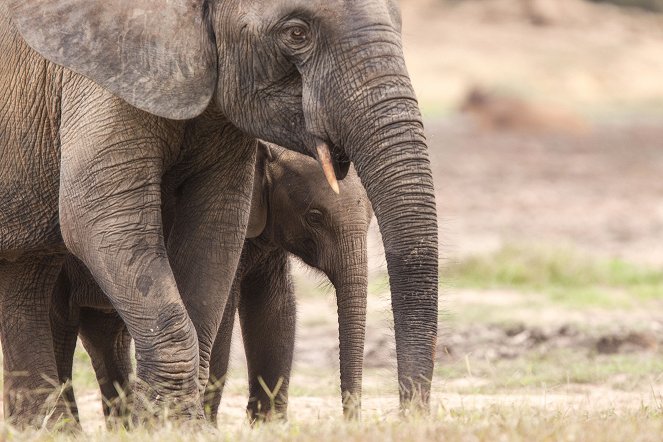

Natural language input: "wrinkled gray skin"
[51,143,372,425]
[0,0,438,427]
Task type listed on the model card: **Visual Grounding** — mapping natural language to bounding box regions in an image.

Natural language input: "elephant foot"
[101,391,133,431]
[246,397,288,425]
[5,386,81,432]
[342,392,362,420]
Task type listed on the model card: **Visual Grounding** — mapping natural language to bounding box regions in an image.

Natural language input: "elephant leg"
[49,268,81,423]
[203,279,239,424]
[238,247,296,422]
[0,255,76,429]
[58,79,200,419]
[78,308,133,427]
[61,256,132,425]
[165,119,256,400]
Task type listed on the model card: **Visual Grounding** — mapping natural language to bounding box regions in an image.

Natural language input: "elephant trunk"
[352,111,438,410]
[328,233,368,419]
[332,52,439,410]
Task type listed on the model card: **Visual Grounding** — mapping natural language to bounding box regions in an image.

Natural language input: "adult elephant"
[0,0,438,426]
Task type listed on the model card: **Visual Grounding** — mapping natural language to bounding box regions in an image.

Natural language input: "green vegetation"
[436,350,663,393]
[450,245,663,307]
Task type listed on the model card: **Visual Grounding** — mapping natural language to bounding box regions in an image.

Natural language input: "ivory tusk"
[316,142,340,194]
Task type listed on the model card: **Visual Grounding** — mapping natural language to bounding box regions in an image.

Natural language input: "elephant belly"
[0,8,64,258]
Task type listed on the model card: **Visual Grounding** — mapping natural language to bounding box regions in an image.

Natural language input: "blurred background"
[72,0,663,429]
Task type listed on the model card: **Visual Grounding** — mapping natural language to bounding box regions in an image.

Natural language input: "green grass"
[72,343,100,391]
[450,245,663,307]
[436,350,663,393]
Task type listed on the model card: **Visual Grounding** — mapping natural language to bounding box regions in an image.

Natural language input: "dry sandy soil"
[427,119,663,264]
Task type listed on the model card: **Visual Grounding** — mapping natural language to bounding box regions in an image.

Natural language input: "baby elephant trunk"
[330,232,368,419]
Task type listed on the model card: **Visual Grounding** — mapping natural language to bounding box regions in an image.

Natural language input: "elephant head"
[249,142,372,415]
[9,0,438,409]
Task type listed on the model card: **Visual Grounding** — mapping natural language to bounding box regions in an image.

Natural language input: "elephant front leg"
[58,84,200,420]
[0,255,76,429]
[165,128,257,403]
[238,248,296,422]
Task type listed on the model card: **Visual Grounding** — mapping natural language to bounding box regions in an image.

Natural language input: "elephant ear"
[8,0,216,120]
[246,141,273,239]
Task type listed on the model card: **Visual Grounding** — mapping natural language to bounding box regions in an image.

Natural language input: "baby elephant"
[205,142,373,422]
[51,141,373,424]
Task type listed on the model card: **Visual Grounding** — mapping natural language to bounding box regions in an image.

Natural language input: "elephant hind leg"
[50,268,82,424]
[78,308,133,428]
[204,280,239,424]
[0,255,78,429]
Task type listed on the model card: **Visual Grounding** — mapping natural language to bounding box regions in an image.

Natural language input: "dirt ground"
[427,119,663,264]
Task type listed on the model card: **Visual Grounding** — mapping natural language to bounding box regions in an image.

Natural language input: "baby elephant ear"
[246,141,273,239]
[8,0,217,120]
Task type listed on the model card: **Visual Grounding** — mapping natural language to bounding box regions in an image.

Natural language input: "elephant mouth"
[314,139,351,194]
[332,146,351,181]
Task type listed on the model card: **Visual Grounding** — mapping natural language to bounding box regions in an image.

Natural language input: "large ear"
[8,0,216,120]
[246,141,273,239]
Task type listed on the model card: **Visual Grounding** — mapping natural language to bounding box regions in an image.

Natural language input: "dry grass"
[3,403,663,442]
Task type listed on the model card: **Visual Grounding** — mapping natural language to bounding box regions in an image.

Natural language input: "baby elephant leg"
[239,247,296,422]
[204,282,238,424]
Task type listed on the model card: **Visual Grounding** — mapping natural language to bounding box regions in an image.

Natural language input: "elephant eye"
[290,27,305,40]
[305,208,325,227]
[281,21,311,51]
